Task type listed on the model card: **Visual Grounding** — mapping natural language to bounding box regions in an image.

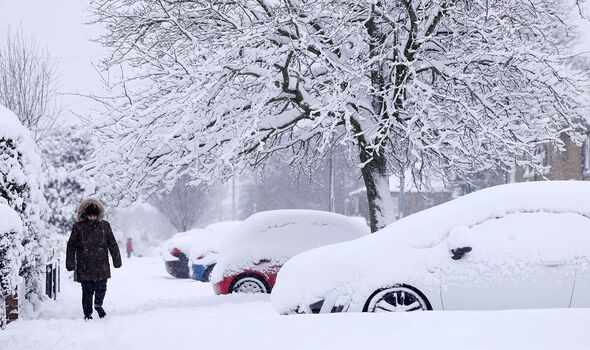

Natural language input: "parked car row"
[161,210,370,294]
[162,181,590,314]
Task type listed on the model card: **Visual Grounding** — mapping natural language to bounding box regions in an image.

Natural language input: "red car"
[211,210,369,294]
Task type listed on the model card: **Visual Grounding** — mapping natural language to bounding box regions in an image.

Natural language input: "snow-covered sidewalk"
[2,257,589,350]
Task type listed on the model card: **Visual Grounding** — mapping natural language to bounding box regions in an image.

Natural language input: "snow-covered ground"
[1,256,589,350]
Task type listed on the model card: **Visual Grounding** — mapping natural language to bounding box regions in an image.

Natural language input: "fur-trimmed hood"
[76,198,106,222]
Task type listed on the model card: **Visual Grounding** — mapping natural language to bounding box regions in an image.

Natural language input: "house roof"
[349,172,451,197]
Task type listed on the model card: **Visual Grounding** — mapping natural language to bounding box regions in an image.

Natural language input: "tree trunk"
[359,151,396,233]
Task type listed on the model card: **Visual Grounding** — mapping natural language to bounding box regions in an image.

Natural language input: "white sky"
[0,0,105,125]
[1,0,590,127]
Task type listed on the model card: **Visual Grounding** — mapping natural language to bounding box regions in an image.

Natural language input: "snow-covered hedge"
[0,203,23,300]
[0,105,47,307]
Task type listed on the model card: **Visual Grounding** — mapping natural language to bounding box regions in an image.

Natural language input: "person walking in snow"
[126,237,134,258]
[66,198,122,320]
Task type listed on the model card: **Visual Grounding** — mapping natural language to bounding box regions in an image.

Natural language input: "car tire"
[229,273,270,294]
[363,284,432,312]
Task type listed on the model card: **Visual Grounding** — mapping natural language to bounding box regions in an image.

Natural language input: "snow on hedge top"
[376,180,590,249]
[0,105,33,140]
[0,203,22,233]
[211,210,369,280]
[0,104,45,207]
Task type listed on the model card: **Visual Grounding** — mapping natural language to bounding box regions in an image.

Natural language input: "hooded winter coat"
[66,198,122,281]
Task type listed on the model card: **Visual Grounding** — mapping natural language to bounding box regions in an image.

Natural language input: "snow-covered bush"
[40,125,95,237]
[0,105,47,307]
[0,203,23,301]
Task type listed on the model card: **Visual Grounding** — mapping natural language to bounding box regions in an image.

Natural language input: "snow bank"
[272,181,590,314]
[3,256,590,350]
[211,210,369,283]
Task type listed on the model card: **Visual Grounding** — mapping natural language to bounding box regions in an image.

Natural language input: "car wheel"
[229,273,270,294]
[364,284,432,312]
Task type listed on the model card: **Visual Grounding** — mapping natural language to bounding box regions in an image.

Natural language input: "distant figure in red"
[126,238,134,258]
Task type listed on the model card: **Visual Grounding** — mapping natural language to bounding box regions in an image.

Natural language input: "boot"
[95,306,106,318]
[94,279,108,318]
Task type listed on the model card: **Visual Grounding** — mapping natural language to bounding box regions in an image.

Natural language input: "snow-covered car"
[188,221,241,282]
[162,228,206,278]
[272,181,590,314]
[211,210,369,294]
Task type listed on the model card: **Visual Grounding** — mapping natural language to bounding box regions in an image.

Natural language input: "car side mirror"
[451,246,472,260]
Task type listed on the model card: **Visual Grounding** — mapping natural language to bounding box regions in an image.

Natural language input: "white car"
[272,181,590,314]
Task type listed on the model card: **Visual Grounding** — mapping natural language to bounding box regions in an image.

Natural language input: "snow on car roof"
[378,181,590,249]
[162,221,242,257]
[211,210,369,280]
[188,221,242,259]
[221,209,368,253]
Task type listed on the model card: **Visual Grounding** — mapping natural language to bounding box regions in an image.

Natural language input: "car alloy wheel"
[230,274,269,294]
[365,285,431,312]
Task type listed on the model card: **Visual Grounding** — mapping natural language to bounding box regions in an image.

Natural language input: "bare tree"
[150,176,221,232]
[0,27,59,141]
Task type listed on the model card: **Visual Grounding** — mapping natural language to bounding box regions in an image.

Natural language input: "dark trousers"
[81,280,107,317]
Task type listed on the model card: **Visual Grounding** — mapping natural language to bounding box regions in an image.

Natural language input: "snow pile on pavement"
[272,181,590,313]
[211,210,369,283]
[0,257,589,350]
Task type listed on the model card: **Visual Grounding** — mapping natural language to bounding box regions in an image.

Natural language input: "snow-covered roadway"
[2,256,589,350]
